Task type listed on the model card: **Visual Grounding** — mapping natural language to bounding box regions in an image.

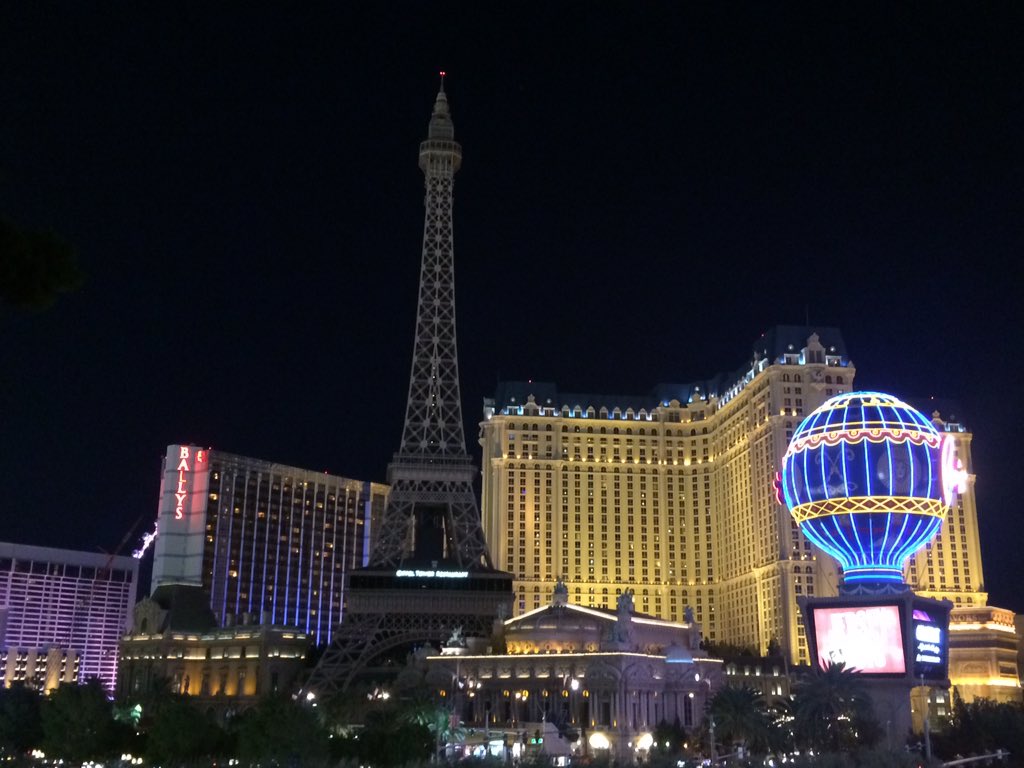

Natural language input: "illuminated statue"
[446,625,466,648]
[616,588,635,616]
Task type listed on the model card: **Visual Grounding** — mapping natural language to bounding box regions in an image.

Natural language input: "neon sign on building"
[151,444,213,590]
[173,446,207,519]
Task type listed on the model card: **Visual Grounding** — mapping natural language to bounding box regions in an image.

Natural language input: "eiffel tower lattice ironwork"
[372,72,491,570]
[303,77,511,699]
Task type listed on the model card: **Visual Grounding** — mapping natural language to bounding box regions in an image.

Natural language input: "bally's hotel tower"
[151,445,387,644]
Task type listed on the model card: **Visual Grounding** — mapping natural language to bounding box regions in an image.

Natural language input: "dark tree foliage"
[235,694,330,765]
[0,217,83,311]
[40,680,119,763]
[791,662,881,753]
[709,685,775,754]
[701,639,760,657]
[0,683,42,755]
[932,694,1024,766]
[329,704,435,767]
[785,749,921,768]
[652,717,689,755]
[145,697,225,765]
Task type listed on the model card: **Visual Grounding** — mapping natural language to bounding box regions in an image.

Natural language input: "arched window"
[794,374,802,382]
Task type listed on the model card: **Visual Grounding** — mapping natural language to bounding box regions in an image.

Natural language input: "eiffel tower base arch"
[302,567,512,699]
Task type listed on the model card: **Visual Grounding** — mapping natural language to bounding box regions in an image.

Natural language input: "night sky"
[2,6,1022,609]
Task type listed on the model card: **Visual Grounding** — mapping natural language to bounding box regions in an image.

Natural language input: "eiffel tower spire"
[370,76,492,568]
[398,74,464,458]
[301,78,509,698]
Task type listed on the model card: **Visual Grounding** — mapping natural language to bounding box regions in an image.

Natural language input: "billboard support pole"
[922,673,933,763]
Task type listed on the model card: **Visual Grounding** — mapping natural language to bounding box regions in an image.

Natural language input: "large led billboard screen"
[812,604,906,675]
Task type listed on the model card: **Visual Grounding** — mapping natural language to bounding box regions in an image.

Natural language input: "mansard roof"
[490,325,850,413]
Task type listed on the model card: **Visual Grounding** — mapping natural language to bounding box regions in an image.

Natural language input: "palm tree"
[791,662,881,752]
[709,685,772,755]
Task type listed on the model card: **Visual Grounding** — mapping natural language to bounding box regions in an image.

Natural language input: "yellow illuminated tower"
[905,412,986,607]
[481,328,993,666]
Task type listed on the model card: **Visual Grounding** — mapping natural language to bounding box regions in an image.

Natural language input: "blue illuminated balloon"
[779,391,953,585]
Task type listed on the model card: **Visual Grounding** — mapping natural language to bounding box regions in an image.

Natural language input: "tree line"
[2,663,1023,767]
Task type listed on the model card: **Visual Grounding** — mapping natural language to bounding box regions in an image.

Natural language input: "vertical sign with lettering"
[173,446,208,519]
[151,444,212,591]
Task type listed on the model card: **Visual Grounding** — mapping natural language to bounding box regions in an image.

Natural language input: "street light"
[697,673,715,763]
[920,675,933,764]
[570,677,580,726]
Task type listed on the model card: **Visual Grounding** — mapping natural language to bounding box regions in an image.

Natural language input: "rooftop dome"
[665,642,694,664]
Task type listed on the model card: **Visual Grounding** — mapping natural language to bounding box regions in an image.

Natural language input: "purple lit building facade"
[150,446,387,645]
[0,542,138,694]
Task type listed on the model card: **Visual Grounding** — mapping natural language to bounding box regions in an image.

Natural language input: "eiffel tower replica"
[304,77,512,698]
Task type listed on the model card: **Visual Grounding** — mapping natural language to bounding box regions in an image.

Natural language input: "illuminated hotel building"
[947,605,1020,703]
[905,410,986,608]
[150,445,387,645]
[480,327,989,665]
[119,587,309,715]
[0,542,138,693]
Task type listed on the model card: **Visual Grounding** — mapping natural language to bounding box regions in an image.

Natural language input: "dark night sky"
[2,5,1022,608]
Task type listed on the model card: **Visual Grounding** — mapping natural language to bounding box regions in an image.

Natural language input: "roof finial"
[427,71,454,140]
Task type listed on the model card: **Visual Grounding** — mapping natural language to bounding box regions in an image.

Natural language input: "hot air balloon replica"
[778,391,966,738]
[779,391,967,588]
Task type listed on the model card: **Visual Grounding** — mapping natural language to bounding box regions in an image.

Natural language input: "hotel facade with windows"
[480,327,990,666]
[150,445,388,646]
[0,542,138,694]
